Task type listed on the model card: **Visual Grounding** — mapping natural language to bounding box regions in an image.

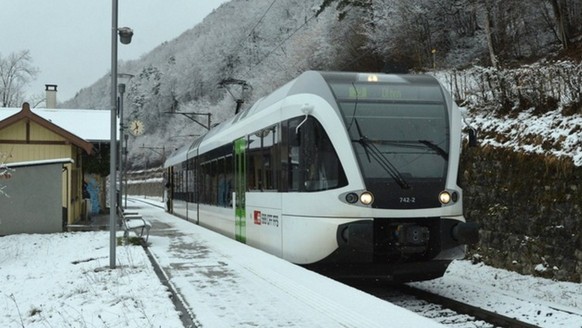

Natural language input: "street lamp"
[110,0,133,269]
[118,73,133,212]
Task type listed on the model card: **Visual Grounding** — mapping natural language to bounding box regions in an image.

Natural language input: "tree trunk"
[548,0,570,50]
[484,0,499,68]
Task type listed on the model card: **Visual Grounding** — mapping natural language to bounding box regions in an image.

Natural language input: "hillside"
[59,0,582,282]
[62,0,582,169]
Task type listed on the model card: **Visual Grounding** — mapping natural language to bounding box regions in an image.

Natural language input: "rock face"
[460,145,581,282]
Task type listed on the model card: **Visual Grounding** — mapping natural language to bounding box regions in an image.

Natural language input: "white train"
[164,71,478,282]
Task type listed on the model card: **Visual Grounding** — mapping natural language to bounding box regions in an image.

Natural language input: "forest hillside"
[62,0,582,169]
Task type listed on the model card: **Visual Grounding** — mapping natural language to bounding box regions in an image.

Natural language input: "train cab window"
[287,116,347,192]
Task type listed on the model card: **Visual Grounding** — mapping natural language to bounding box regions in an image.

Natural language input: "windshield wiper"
[418,140,448,160]
[372,139,448,160]
[353,119,410,189]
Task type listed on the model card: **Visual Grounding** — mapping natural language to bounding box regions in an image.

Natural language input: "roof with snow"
[0,103,95,154]
[0,104,115,143]
[5,158,74,168]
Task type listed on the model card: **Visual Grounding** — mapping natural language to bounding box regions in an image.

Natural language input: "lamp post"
[118,73,133,212]
[110,0,133,269]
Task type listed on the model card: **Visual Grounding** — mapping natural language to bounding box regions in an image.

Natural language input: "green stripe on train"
[234,138,247,243]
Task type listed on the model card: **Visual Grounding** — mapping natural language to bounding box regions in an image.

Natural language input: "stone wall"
[125,167,165,199]
[460,145,582,283]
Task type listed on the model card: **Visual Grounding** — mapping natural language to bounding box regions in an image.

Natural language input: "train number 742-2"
[399,197,416,203]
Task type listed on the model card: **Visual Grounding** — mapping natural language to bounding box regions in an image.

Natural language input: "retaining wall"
[461,146,581,282]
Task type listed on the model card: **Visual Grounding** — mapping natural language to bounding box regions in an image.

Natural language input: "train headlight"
[360,191,374,205]
[439,191,452,204]
[345,193,359,204]
[439,190,458,205]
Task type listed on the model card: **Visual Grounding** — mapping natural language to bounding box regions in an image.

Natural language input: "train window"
[172,165,183,201]
[187,159,195,203]
[339,101,449,180]
[197,145,234,207]
[287,116,347,192]
[216,156,233,207]
[247,125,280,191]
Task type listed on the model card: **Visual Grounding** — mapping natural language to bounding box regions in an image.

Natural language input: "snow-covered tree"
[60,0,582,169]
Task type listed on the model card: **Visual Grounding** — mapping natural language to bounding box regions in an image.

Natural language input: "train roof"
[164,71,330,167]
[164,71,444,167]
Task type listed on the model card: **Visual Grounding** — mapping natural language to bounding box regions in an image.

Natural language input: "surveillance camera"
[118,27,134,45]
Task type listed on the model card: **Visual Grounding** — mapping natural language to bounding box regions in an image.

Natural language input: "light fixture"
[360,191,374,205]
[118,27,134,45]
[439,191,454,204]
[345,193,358,204]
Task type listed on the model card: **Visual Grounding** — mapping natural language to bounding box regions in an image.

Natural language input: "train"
[163,71,479,282]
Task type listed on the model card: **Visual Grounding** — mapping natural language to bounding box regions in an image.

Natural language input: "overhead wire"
[232,0,279,58]
[247,13,318,73]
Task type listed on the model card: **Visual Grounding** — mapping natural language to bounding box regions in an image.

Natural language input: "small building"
[0,159,73,234]
[0,102,113,235]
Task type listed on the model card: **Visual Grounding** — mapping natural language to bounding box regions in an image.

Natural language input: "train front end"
[306,72,478,282]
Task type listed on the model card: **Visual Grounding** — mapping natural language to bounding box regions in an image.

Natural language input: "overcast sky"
[0,0,230,103]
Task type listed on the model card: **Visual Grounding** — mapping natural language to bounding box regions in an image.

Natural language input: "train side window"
[247,125,280,191]
[216,156,233,207]
[187,159,195,203]
[288,116,347,192]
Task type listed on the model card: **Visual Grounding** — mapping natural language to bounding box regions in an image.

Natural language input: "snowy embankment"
[434,61,582,166]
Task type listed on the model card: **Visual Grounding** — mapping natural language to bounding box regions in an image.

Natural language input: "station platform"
[124,198,444,328]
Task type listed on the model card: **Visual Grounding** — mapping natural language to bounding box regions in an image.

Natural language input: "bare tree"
[0,152,14,197]
[482,0,500,68]
[0,50,39,107]
[546,0,571,50]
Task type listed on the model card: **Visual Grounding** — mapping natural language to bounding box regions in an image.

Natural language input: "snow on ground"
[412,261,582,327]
[1,198,581,328]
[434,68,582,167]
[0,232,183,328]
[0,198,442,328]
[466,108,582,166]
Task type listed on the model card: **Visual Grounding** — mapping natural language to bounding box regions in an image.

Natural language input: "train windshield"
[329,79,450,209]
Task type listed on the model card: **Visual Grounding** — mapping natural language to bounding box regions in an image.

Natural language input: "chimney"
[45,84,57,109]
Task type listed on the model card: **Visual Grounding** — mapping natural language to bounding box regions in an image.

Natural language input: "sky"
[0,0,230,103]
[1,198,581,327]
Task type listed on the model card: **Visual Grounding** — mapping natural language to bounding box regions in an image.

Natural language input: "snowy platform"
[138,201,445,327]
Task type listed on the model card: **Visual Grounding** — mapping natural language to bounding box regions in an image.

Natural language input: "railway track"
[134,198,580,327]
[344,280,540,328]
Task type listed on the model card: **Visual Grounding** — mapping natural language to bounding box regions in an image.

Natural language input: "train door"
[244,125,283,257]
[234,138,246,242]
[190,155,200,225]
[164,166,173,213]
